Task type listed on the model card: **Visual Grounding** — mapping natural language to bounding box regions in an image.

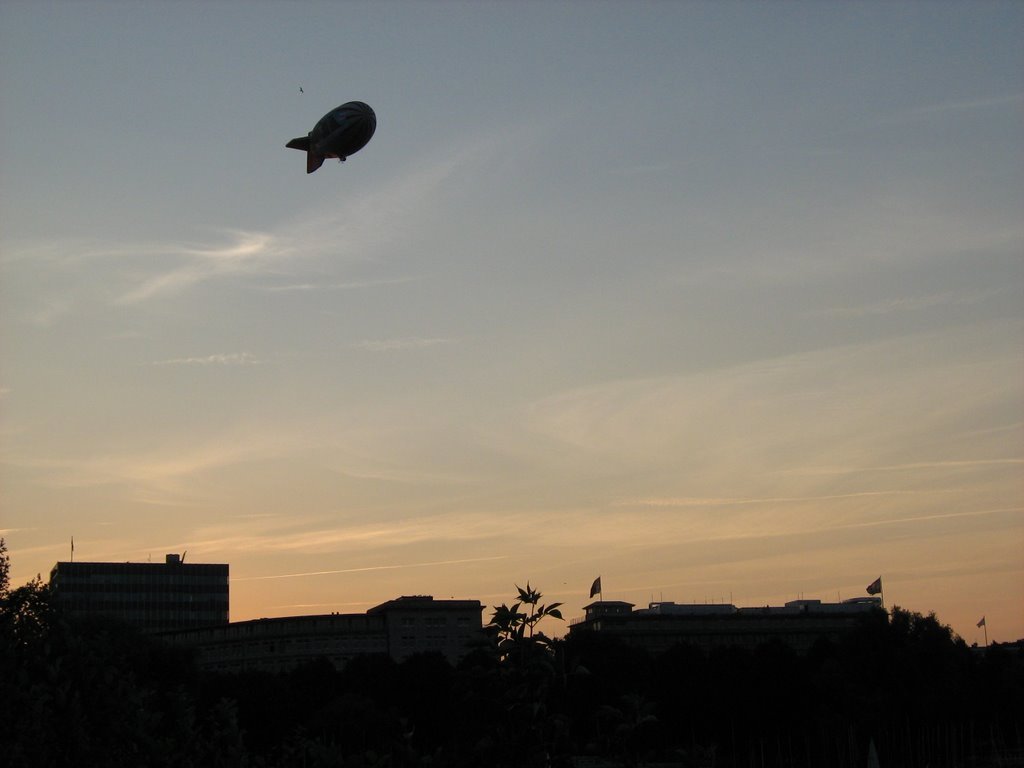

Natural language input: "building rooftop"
[367,595,484,614]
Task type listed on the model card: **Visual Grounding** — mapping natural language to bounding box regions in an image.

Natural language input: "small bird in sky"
[299,86,304,94]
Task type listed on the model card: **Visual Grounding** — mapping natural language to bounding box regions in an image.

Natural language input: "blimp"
[286,101,376,174]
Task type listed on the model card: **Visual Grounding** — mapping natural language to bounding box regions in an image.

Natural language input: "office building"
[50,554,229,633]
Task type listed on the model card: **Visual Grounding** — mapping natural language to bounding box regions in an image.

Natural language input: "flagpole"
[984,622,988,647]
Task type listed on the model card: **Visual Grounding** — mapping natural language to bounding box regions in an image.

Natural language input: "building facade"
[569,597,884,654]
[165,595,484,672]
[368,595,485,663]
[50,554,229,633]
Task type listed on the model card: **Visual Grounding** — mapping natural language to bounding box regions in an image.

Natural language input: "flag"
[977,616,986,628]
[589,576,602,599]
[866,576,882,595]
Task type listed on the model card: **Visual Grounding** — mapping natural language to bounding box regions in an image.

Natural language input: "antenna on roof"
[181,550,187,564]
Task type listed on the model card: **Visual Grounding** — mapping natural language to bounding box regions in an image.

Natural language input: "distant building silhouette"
[50,554,229,633]
[569,597,884,653]
[367,595,483,662]
[163,595,484,672]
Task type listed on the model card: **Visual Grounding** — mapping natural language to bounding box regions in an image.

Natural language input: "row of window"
[57,582,228,595]
[399,634,474,646]
[54,568,227,584]
[63,600,227,614]
[135,618,223,630]
[398,616,476,627]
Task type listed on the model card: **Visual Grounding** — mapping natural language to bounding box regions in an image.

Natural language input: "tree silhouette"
[2,546,1020,767]
[486,582,563,664]
[0,538,9,597]
[477,583,568,766]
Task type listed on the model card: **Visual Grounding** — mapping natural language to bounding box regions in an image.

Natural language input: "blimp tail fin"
[286,136,324,173]
[306,152,325,174]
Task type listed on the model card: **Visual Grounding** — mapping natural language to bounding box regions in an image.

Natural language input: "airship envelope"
[286,101,376,174]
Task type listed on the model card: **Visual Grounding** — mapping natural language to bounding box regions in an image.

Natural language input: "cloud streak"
[107,133,501,306]
[812,289,1004,318]
[879,92,1024,124]
[6,433,302,499]
[151,352,262,366]
[259,277,416,293]
[781,458,1024,477]
[355,337,455,352]
[117,230,289,304]
[233,555,508,581]
[620,489,957,508]
[173,510,522,558]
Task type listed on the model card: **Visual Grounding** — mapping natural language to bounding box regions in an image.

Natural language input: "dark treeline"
[2,549,1021,767]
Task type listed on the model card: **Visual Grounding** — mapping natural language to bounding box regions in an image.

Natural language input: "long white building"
[569,597,884,654]
[162,595,484,673]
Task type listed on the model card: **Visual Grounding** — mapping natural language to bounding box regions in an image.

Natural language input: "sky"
[1,1,1021,644]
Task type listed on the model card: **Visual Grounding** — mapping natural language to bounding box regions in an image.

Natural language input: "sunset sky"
[2,1,1021,643]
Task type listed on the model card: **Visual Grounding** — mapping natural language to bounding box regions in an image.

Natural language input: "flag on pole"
[866,576,882,595]
[589,576,602,599]
[977,616,986,628]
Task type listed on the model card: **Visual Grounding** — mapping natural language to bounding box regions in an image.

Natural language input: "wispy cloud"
[780,458,1024,477]
[175,511,520,558]
[812,289,1001,318]
[233,555,508,581]
[6,122,531,322]
[110,142,485,305]
[355,337,455,352]
[117,230,288,304]
[25,297,74,328]
[878,93,1024,124]
[820,506,1023,533]
[151,352,262,366]
[7,433,302,498]
[524,323,1021,469]
[610,162,676,176]
[620,489,955,508]
[659,505,1024,546]
[259,277,416,293]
